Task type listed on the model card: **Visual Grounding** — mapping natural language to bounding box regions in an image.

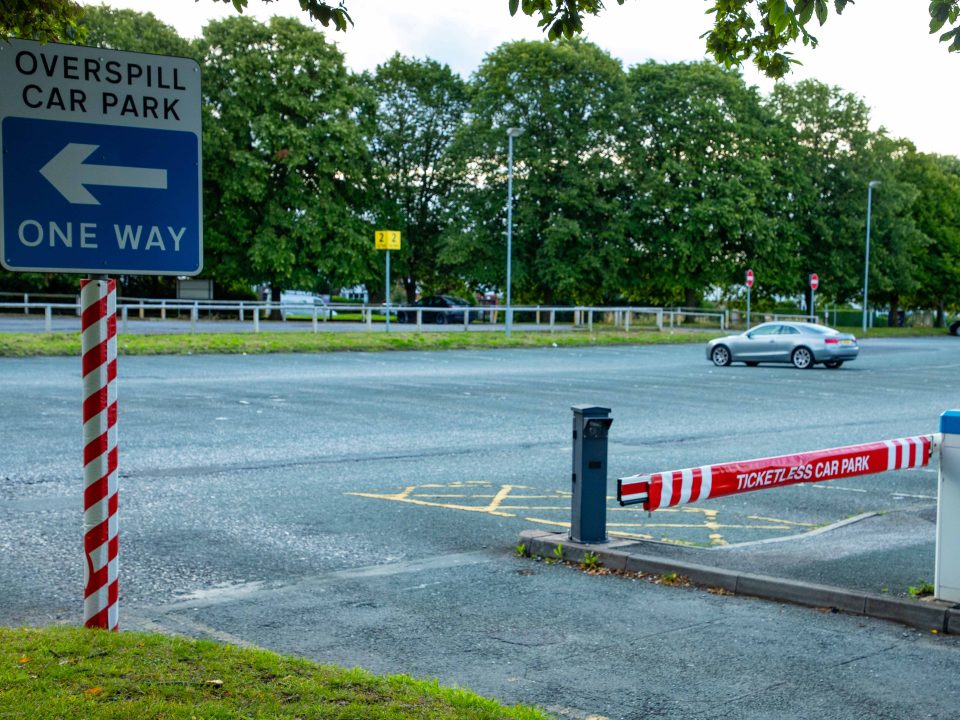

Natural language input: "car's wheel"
[711,345,732,367]
[824,360,843,369]
[791,347,814,369]
[950,320,960,336]
[745,361,759,367]
[396,312,407,324]
[435,313,447,325]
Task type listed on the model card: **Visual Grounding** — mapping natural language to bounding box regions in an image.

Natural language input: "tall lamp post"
[505,127,524,337]
[862,180,880,334]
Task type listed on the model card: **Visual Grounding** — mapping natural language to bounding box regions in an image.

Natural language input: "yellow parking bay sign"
[375,230,401,250]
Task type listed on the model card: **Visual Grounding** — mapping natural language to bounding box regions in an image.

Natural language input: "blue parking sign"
[3,117,201,274]
[0,39,202,275]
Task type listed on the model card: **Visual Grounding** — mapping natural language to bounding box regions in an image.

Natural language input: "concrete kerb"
[518,530,956,634]
[948,608,960,634]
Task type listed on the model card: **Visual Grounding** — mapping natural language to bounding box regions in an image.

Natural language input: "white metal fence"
[0,295,728,334]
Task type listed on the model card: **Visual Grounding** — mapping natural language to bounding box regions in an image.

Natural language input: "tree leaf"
[940,26,960,50]
[768,0,784,26]
[930,3,948,31]
[509,0,520,17]
[815,0,829,25]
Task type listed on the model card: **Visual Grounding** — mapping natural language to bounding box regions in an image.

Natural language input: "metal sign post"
[375,230,401,332]
[80,278,119,630]
[1,39,202,630]
[745,269,754,328]
[809,273,819,322]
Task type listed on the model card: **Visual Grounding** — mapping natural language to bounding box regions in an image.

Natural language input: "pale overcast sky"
[79,0,959,157]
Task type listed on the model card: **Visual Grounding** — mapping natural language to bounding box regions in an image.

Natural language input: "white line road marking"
[136,551,493,615]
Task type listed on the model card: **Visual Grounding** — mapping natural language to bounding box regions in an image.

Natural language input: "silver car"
[706,322,859,369]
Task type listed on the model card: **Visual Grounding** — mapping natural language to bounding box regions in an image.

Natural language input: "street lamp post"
[863,180,880,334]
[505,127,524,337]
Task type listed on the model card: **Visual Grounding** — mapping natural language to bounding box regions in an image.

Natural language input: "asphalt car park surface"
[1,337,959,718]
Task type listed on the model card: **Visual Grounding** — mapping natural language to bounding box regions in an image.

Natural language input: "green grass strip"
[0,324,947,358]
[0,626,552,720]
[0,329,720,357]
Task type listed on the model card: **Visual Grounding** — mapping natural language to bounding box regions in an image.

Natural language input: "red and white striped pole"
[80,278,119,630]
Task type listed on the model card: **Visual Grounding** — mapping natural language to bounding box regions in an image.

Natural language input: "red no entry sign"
[810,273,819,290]
[746,269,754,288]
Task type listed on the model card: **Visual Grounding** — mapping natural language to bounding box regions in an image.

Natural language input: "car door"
[773,324,802,361]
[736,324,783,361]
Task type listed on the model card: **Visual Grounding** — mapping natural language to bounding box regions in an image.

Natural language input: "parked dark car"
[396,295,478,324]
[950,319,960,336]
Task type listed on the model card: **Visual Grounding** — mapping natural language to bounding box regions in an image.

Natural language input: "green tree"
[80,5,194,58]
[769,80,927,320]
[199,15,373,300]
[362,55,469,303]
[443,39,630,305]
[898,152,960,326]
[860,138,927,325]
[0,0,86,42]
[622,62,782,307]
[768,80,875,307]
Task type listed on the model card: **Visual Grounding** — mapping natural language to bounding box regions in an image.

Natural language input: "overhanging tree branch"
[2,0,957,78]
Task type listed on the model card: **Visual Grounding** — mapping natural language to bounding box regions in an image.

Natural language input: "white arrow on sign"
[39,143,168,206]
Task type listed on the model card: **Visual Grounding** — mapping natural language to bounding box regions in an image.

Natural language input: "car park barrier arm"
[568,408,958,602]
[618,434,940,511]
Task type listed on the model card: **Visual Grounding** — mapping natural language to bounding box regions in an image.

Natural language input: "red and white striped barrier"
[618,434,939,512]
[80,279,119,630]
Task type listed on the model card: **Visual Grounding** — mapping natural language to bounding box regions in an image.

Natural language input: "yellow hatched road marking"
[348,482,816,545]
[485,484,514,514]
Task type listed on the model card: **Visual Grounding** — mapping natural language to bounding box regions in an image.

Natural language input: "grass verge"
[0,324,947,358]
[0,329,721,357]
[0,626,551,720]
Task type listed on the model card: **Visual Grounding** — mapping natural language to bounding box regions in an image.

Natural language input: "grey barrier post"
[570,405,613,544]
[937,410,960,602]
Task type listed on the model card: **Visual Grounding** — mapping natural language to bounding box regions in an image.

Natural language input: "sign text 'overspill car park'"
[0,38,202,275]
